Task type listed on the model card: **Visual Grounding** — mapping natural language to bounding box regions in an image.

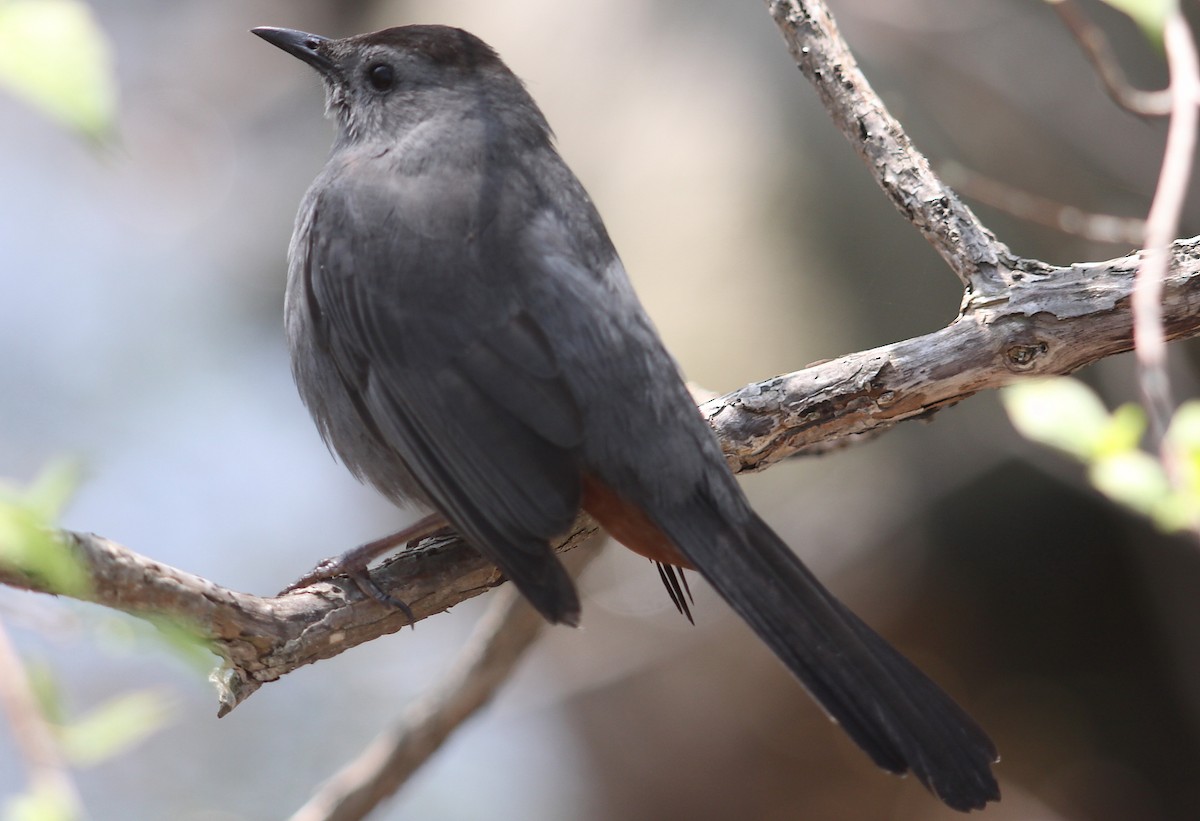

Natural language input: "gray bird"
[253,24,999,811]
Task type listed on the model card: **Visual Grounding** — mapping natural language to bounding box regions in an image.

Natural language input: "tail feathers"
[655,561,695,624]
[655,498,999,812]
[479,534,581,626]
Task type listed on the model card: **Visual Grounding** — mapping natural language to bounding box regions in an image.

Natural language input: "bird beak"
[252,27,336,76]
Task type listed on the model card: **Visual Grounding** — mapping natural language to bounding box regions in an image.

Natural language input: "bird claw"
[278,555,348,595]
[278,514,446,621]
[278,553,416,626]
[346,568,416,624]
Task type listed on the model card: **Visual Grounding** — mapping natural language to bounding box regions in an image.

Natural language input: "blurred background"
[3,0,1200,818]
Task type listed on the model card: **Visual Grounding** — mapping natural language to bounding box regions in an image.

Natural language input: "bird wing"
[296,166,586,623]
[503,165,1001,810]
[295,147,1000,808]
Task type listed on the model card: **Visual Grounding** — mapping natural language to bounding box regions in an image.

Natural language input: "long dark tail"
[653,493,999,812]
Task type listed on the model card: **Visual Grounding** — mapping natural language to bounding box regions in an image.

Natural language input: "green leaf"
[21,461,80,522]
[1089,449,1170,519]
[93,612,215,675]
[1166,401,1200,451]
[0,0,118,139]
[1006,382,1200,532]
[0,463,88,597]
[1002,378,1113,460]
[26,661,66,726]
[1094,0,1173,42]
[1097,402,1146,457]
[1164,401,1200,522]
[3,785,78,821]
[57,690,172,767]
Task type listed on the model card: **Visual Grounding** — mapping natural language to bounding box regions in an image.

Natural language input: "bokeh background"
[3,0,1200,818]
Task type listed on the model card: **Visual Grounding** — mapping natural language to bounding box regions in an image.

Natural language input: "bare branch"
[765,0,1008,293]
[942,162,1146,246]
[0,524,600,716]
[1049,0,1173,117]
[708,241,1200,472]
[4,240,1200,715]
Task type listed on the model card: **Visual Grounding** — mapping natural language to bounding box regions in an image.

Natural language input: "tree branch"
[6,0,1200,717]
[709,242,1200,472]
[2,11,1197,817]
[766,0,1008,294]
[3,239,1199,716]
[941,163,1146,245]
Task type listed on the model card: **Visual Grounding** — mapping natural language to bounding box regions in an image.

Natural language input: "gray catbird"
[253,24,1000,810]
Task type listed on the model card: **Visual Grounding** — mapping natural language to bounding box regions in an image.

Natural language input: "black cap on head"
[351,26,502,71]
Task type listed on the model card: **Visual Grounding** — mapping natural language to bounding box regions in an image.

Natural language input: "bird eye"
[366,62,395,91]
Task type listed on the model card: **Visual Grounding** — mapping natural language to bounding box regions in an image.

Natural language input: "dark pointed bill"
[252,27,336,75]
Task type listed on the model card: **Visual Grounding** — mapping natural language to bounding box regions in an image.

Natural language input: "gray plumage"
[254,24,1000,811]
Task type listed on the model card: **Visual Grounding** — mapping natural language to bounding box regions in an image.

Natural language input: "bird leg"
[279,512,450,621]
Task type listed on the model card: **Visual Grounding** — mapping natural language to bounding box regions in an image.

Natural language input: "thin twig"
[1049,0,1173,117]
[942,161,1146,245]
[0,618,83,819]
[1132,10,1200,544]
[1135,11,1199,450]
